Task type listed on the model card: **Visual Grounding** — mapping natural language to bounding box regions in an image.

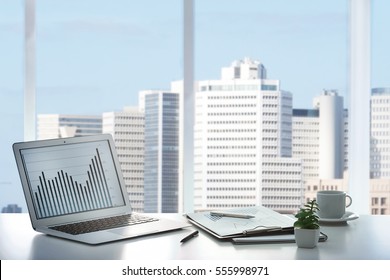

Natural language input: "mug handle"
[346,194,352,208]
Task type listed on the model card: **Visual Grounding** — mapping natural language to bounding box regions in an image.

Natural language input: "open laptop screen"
[19,139,126,220]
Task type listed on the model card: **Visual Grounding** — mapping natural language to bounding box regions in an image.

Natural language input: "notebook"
[186,206,295,239]
[232,232,328,244]
[13,134,188,245]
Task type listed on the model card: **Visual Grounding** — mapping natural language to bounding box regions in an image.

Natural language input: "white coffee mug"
[316,191,352,219]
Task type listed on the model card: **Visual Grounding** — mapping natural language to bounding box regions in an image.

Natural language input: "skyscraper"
[292,108,320,181]
[371,87,390,179]
[370,88,390,214]
[292,91,348,202]
[139,90,182,213]
[292,90,347,181]
[102,107,145,212]
[314,90,345,179]
[194,58,303,213]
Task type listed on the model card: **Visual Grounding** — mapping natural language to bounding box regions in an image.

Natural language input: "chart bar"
[33,148,113,218]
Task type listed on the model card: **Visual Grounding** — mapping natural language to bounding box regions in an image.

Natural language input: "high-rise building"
[292,108,320,181]
[292,91,348,202]
[37,114,102,139]
[292,90,347,181]
[102,107,145,212]
[369,87,390,215]
[139,90,182,213]
[194,58,303,213]
[371,87,390,179]
[313,90,345,179]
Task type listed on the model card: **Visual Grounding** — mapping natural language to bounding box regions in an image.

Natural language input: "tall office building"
[139,90,182,213]
[292,91,348,202]
[313,90,345,179]
[102,107,145,212]
[37,114,102,139]
[292,90,347,181]
[370,88,390,214]
[194,58,303,213]
[371,87,390,179]
[292,108,320,181]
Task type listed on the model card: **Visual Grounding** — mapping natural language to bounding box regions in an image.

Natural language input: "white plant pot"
[294,228,320,248]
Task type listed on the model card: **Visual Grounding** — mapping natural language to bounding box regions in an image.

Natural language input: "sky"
[1,0,389,211]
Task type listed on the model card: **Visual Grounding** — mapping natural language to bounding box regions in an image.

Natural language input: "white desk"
[1,213,390,260]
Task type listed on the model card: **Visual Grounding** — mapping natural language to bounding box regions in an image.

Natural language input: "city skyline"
[1,0,390,210]
[31,66,389,215]
[7,84,390,214]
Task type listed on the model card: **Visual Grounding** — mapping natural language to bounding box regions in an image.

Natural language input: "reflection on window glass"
[36,0,181,116]
[194,0,349,213]
[0,1,25,212]
[3,1,388,215]
[35,0,181,214]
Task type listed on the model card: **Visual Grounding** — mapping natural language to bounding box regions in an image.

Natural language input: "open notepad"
[186,205,295,240]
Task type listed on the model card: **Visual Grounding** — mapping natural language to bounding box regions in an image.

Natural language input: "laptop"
[13,134,188,244]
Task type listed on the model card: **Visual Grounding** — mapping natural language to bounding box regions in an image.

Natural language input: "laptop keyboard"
[49,214,159,235]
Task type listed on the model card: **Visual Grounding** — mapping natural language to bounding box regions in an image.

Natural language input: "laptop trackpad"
[110,227,158,237]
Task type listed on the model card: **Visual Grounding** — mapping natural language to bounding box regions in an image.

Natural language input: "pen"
[210,212,255,219]
[242,226,283,235]
[180,230,199,243]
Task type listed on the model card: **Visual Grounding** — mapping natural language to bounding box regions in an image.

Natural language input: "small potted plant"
[294,199,320,248]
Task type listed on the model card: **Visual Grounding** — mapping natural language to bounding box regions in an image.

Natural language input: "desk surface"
[1,213,390,260]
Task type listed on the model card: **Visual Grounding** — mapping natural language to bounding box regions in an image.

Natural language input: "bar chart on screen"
[21,141,124,219]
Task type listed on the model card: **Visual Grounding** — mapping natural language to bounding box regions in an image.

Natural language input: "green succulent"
[294,199,320,229]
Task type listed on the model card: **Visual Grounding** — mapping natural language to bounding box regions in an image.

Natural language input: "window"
[194,0,348,213]
[36,0,181,116]
[1,0,385,215]
[1,0,182,213]
[41,0,182,213]
[0,0,25,212]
